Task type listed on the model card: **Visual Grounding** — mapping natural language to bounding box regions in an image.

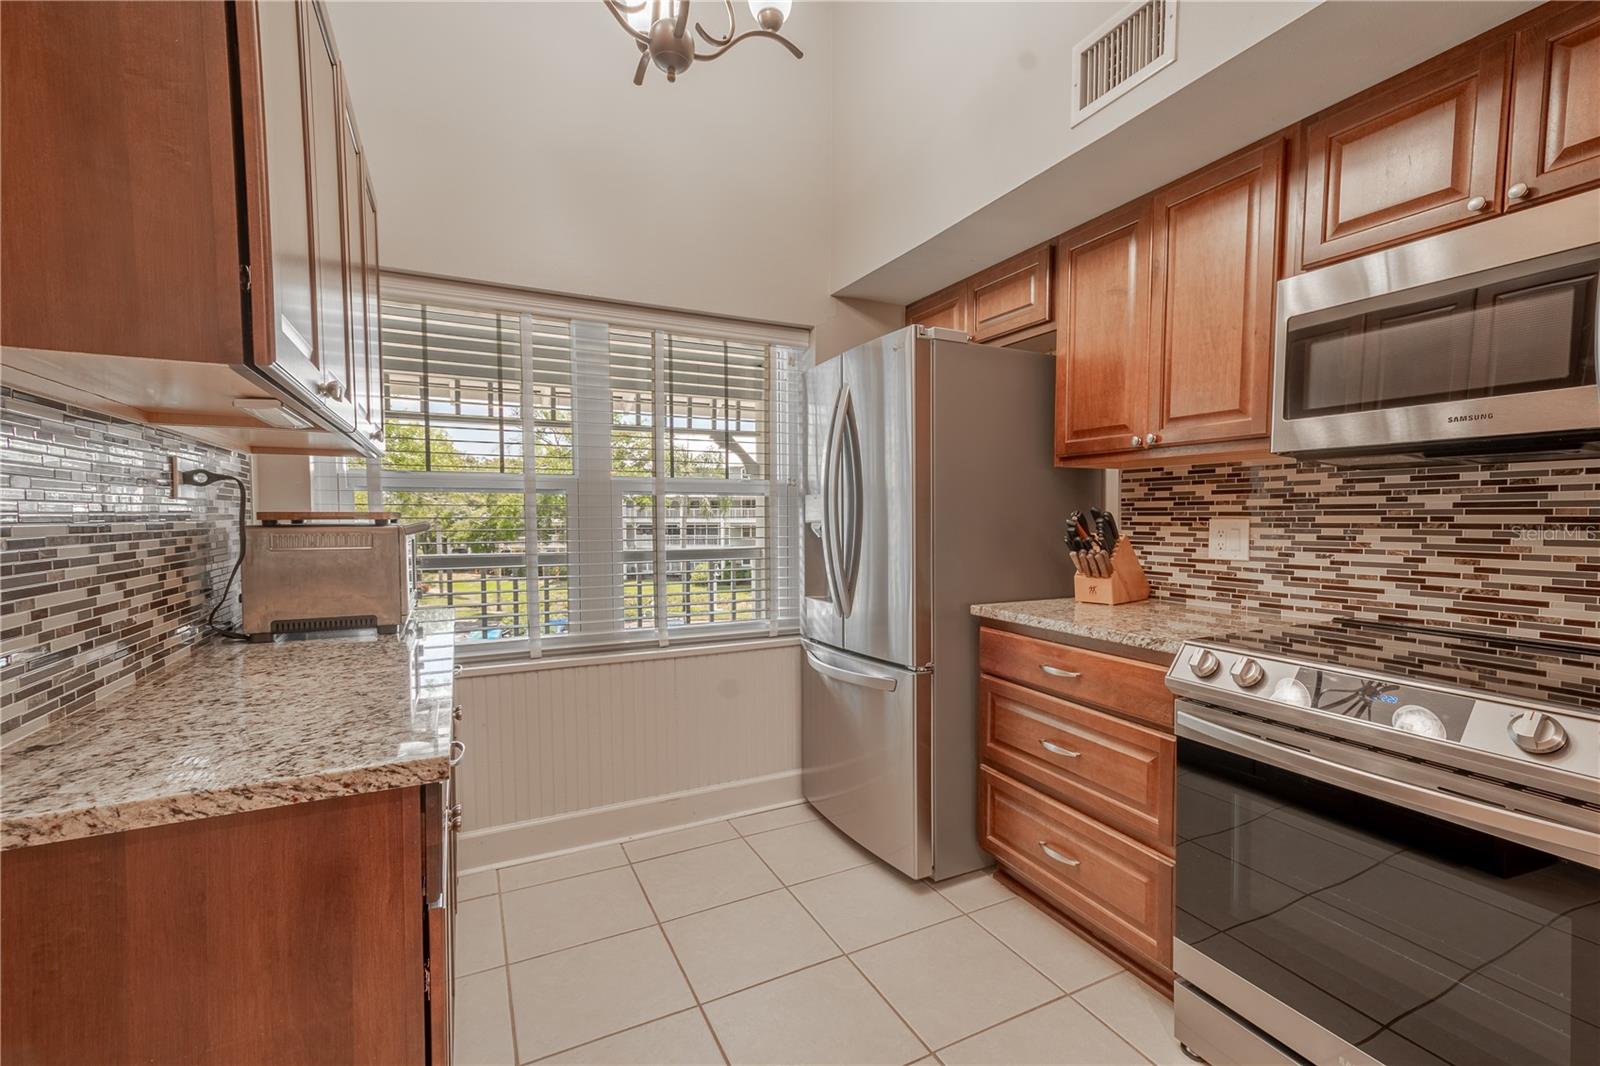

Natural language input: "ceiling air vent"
[1071,0,1177,126]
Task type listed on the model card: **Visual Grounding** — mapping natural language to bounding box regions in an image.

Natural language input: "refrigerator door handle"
[836,388,863,617]
[803,644,899,692]
[820,388,846,613]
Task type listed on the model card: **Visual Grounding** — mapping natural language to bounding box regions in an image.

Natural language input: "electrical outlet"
[1208,517,1250,561]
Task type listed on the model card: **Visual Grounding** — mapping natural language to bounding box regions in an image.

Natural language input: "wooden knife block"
[1074,537,1151,605]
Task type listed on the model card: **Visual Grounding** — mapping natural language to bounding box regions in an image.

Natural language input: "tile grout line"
[624,858,733,1066]
[487,887,525,1065]
[738,838,934,1063]
[1069,972,1163,1066]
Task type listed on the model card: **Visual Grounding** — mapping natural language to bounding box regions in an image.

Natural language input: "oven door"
[1175,701,1600,1066]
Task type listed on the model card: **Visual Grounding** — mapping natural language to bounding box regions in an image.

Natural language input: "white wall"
[454,643,802,868]
[326,0,901,362]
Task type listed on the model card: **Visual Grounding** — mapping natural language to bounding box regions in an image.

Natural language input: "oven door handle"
[1177,708,1600,869]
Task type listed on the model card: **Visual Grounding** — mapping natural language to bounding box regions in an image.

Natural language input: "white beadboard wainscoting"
[453,640,802,868]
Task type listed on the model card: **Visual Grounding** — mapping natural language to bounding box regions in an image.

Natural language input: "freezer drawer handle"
[1039,739,1081,759]
[804,648,898,692]
[1037,841,1081,868]
[1039,664,1082,679]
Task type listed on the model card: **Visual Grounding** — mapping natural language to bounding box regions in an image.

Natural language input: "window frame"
[372,273,808,660]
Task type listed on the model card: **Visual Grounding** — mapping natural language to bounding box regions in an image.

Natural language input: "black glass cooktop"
[1207,616,1600,714]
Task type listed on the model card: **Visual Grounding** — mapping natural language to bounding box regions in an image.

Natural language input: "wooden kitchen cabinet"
[0,787,445,1064]
[905,282,972,336]
[1053,201,1153,459]
[1147,139,1282,447]
[1298,38,1511,269]
[969,244,1053,342]
[1507,2,1600,207]
[0,0,383,458]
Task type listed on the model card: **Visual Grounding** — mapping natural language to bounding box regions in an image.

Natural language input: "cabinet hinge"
[240,264,252,291]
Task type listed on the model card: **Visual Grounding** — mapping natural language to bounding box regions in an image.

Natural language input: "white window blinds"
[367,281,805,656]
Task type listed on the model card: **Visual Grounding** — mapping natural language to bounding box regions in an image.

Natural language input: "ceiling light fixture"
[603,0,801,85]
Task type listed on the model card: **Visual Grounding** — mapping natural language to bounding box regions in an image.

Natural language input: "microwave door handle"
[1176,708,1600,869]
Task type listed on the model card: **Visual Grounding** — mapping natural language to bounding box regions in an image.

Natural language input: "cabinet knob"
[315,379,346,401]
[1466,195,1488,213]
[1507,182,1531,202]
[452,704,463,721]
[1145,433,1159,447]
[368,427,384,442]
[1131,435,1144,448]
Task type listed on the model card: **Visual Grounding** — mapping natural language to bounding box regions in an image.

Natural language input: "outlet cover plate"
[1208,517,1250,561]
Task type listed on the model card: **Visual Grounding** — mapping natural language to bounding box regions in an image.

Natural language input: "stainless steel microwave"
[1271,190,1600,466]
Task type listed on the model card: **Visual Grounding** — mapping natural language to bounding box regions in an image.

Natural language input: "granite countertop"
[970,597,1242,657]
[0,625,455,850]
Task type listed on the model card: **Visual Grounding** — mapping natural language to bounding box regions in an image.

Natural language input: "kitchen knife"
[1097,511,1119,555]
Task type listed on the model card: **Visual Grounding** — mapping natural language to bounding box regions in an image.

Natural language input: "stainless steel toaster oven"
[241,512,427,641]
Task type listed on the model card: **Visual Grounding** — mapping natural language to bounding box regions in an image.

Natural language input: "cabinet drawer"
[979,765,1172,970]
[980,676,1174,852]
[978,627,1172,728]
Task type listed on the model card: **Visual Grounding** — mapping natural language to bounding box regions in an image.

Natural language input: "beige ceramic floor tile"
[931,870,1014,913]
[936,997,1146,1065]
[633,839,782,921]
[456,894,507,976]
[508,927,695,1062]
[850,917,1058,1050]
[663,888,839,1001]
[791,862,960,952]
[623,821,739,863]
[499,845,629,894]
[743,820,873,885]
[1075,971,1187,1065]
[458,869,500,901]
[730,803,821,837]
[501,866,655,962]
[535,1009,724,1065]
[453,967,517,1066]
[971,898,1122,992]
[702,957,925,1065]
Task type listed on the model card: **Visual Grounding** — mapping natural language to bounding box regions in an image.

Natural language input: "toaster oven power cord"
[178,467,250,642]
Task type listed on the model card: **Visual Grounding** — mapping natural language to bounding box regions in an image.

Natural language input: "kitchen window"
[317,276,807,657]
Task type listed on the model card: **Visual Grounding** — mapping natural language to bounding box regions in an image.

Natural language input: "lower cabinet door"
[979,764,1173,972]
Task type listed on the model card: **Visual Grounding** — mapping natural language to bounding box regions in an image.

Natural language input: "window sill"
[455,633,802,678]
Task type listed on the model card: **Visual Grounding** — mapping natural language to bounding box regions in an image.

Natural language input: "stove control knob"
[1230,657,1266,689]
[1507,710,1568,755]
[1188,649,1221,679]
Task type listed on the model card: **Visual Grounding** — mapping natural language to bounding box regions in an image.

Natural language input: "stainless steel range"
[1165,618,1600,1066]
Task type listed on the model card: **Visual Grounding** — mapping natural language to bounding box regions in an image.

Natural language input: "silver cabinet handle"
[1130,435,1144,448]
[1040,664,1082,679]
[1040,739,1081,759]
[449,739,467,766]
[1466,195,1488,212]
[1038,841,1081,867]
[315,378,346,401]
[452,704,464,721]
[1507,182,1531,201]
[1145,432,1159,447]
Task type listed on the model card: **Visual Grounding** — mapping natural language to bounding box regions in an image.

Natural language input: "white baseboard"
[455,769,804,870]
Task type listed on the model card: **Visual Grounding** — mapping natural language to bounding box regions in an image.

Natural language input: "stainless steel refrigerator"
[800,326,1100,881]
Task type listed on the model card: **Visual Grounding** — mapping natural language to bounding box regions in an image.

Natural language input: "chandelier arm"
[695,0,735,46]
[694,28,803,62]
[633,49,651,85]
[672,0,691,40]
[601,0,650,42]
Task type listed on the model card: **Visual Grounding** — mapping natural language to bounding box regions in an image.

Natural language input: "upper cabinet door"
[1147,140,1283,448]
[1054,201,1153,460]
[362,169,384,452]
[304,2,354,427]
[969,245,1052,342]
[341,93,371,437]
[905,283,971,336]
[1508,2,1600,208]
[1299,39,1510,270]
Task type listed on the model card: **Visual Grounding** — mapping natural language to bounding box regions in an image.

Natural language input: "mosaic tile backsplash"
[1,388,249,742]
[1119,457,1600,649]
